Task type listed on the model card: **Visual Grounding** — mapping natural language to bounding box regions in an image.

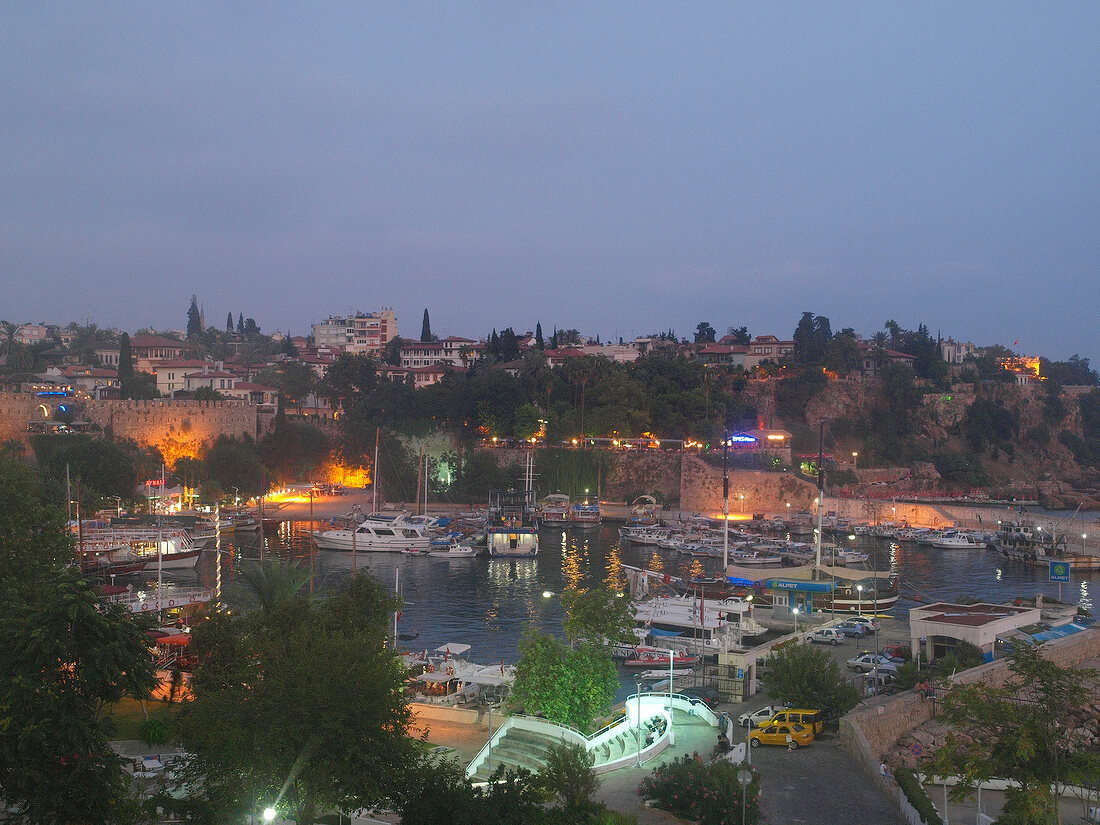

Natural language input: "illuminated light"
[571,439,578,445]
[542,591,554,599]
[728,434,756,443]
[766,434,785,441]
[262,809,276,823]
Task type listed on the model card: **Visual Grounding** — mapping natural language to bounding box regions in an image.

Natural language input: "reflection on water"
[126,523,1097,663]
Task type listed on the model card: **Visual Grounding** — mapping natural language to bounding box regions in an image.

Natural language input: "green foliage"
[760,641,860,717]
[894,768,944,825]
[533,449,616,501]
[0,569,157,825]
[963,397,1018,453]
[927,643,1098,825]
[140,717,171,746]
[931,640,985,677]
[176,569,417,825]
[775,369,828,423]
[513,403,543,440]
[1080,389,1100,436]
[260,418,331,484]
[31,433,138,500]
[560,587,636,646]
[536,741,601,817]
[510,632,619,731]
[931,449,987,487]
[192,385,224,401]
[694,321,716,343]
[1039,354,1098,386]
[638,758,762,825]
[202,435,267,498]
[395,759,556,825]
[0,456,72,581]
[448,450,513,502]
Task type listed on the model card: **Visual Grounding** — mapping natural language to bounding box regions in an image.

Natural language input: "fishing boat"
[633,594,767,655]
[538,493,573,528]
[426,537,480,558]
[625,495,660,528]
[571,498,601,529]
[76,525,202,569]
[622,646,699,669]
[930,530,985,550]
[410,643,516,707]
[311,512,433,552]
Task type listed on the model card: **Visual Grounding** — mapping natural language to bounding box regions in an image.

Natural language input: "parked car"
[807,627,846,646]
[749,722,814,749]
[881,642,908,660]
[680,686,719,708]
[764,709,824,735]
[848,615,879,632]
[737,705,782,728]
[855,648,903,664]
[846,653,899,674]
[836,621,869,638]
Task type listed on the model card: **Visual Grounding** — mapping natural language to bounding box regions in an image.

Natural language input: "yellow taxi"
[749,721,814,749]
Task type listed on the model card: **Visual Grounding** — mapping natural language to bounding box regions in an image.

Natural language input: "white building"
[940,338,978,364]
[311,309,397,355]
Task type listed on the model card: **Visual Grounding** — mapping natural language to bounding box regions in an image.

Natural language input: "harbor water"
[135,521,1095,664]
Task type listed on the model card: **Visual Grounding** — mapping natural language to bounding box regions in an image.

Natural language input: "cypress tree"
[186,295,201,338]
[237,313,244,334]
[118,333,134,399]
[226,312,234,332]
[535,322,544,349]
[420,309,432,342]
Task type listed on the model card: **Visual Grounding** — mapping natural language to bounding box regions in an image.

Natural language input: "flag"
[1013,339,1019,346]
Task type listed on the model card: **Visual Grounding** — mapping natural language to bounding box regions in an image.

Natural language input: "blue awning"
[1029,622,1089,642]
[648,628,684,637]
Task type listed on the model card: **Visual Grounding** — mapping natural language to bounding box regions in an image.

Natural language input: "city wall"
[0,394,264,464]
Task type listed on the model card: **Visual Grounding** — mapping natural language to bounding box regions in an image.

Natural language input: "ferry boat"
[571,498,602,529]
[310,512,432,553]
[410,643,517,707]
[538,493,573,528]
[633,594,767,655]
[486,489,539,557]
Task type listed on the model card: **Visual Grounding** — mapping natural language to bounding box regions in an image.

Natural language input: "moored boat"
[486,488,539,557]
[538,493,573,528]
[311,512,433,552]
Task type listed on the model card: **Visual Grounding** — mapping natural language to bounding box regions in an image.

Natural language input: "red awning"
[155,635,191,646]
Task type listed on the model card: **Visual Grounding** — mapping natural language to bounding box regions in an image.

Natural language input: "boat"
[78,544,149,576]
[622,646,700,669]
[99,583,214,617]
[635,668,696,680]
[625,495,660,527]
[426,538,480,558]
[619,526,669,545]
[75,525,203,569]
[538,493,573,528]
[486,488,539,558]
[311,512,433,552]
[571,498,602,529]
[720,561,901,613]
[930,531,985,550]
[410,643,516,707]
[633,594,768,655]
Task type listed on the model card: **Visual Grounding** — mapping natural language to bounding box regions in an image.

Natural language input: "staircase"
[467,726,562,783]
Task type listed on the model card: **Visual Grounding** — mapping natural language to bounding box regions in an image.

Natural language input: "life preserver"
[141,603,147,610]
[445,665,455,677]
[426,664,435,673]
[189,596,196,604]
[168,600,175,607]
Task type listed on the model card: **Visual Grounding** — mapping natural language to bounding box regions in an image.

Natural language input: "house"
[311,309,397,355]
[858,344,917,378]
[940,338,977,365]
[693,343,747,369]
[378,363,462,388]
[94,346,120,368]
[909,602,1040,663]
[541,348,587,368]
[724,428,793,464]
[156,360,215,397]
[743,336,796,371]
[182,366,237,394]
[577,343,641,363]
[226,382,279,408]
[15,323,56,346]
[60,365,120,396]
[439,336,483,367]
[130,335,186,371]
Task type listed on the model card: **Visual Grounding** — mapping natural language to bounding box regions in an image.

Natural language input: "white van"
[808,628,846,646]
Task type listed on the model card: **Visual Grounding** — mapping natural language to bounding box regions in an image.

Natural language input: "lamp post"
[111,495,122,517]
[856,584,863,617]
[232,486,240,507]
[723,434,730,569]
[738,769,753,825]
[851,451,858,469]
[635,677,643,767]
[308,489,315,596]
[792,606,800,634]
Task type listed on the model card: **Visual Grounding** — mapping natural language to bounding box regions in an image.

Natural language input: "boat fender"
[168,600,175,607]
[445,665,455,677]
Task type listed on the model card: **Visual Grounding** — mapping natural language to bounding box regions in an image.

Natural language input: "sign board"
[144,479,166,487]
[765,579,834,593]
[1048,561,1071,583]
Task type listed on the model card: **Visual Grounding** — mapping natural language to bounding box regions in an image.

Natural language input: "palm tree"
[0,321,17,358]
[870,331,889,351]
[236,559,311,612]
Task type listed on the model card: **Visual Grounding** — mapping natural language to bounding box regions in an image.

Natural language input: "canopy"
[435,643,471,656]
[155,634,191,647]
[722,562,892,584]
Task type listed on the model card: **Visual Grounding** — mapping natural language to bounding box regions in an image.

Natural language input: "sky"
[2,4,1098,361]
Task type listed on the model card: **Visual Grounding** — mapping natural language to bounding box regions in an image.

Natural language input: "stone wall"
[841,628,1100,768]
[0,394,260,464]
[679,458,818,515]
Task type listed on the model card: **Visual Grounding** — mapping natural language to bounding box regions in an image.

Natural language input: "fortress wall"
[680,459,818,516]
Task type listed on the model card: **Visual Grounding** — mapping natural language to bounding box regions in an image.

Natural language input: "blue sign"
[1049,561,1071,583]
[765,579,834,593]
[729,434,757,443]
[736,668,744,679]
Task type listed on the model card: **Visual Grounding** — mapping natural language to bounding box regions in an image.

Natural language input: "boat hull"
[487,528,539,557]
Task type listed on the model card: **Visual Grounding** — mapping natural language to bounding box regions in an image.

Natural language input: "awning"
[156,634,191,646]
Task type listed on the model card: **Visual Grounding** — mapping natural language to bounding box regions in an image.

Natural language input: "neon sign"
[728,434,757,443]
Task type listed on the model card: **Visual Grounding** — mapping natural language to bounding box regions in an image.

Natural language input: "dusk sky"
[3,4,1098,361]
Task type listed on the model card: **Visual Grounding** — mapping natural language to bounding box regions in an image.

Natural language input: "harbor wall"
[681,459,818,516]
[0,394,266,464]
[841,629,1100,768]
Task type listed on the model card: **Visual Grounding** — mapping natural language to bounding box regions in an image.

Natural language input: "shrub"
[638,758,762,825]
[139,717,170,747]
[894,768,944,825]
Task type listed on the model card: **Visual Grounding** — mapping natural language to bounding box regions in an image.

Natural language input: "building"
[226,382,279,409]
[692,343,747,369]
[909,602,1040,663]
[14,323,56,346]
[378,363,462,388]
[311,309,397,355]
[130,335,187,372]
[940,337,977,365]
[156,360,215,397]
[724,428,793,464]
[94,346,120,368]
[858,344,917,378]
[743,336,795,371]
[577,343,641,363]
[183,366,237,394]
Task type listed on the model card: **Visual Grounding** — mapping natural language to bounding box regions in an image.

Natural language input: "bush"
[638,758,762,825]
[139,717,170,746]
[894,768,944,825]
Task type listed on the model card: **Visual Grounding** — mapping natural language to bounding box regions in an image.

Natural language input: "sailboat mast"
[372,427,380,514]
[415,446,423,515]
[814,420,824,572]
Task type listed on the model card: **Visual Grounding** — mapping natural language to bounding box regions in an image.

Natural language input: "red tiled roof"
[131,335,185,348]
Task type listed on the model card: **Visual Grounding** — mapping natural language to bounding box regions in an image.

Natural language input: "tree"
[0,568,157,825]
[792,312,816,361]
[176,568,418,824]
[227,312,234,332]
[272,361,316,412]
[559,587,635,647]
[536,741,600,819]
[726,325,750,346]
[192,385,224,401]
[534,321,544,350]
[118,332,134,399]
[382,335,405,366]
[203,435,266,498]
[509,631,619,731]
[694,322,716,343]
[927,643,1099,825]
[512,403,542,440]
[420,308,434,342]
[0,456,72,582]
[32,435,138,502]
[760,641,859,718]
[237,312,244,334]
[187,295,202,338]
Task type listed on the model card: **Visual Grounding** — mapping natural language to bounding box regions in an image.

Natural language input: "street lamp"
[738,769,753,825]
[856,584,863,617]
[262,808,276,823]
[723,434,730,569]
[231,486,240,507]
[635,677,643,767]
[851,451,858,468]
[111,495,122,517]
[791,606,800,634]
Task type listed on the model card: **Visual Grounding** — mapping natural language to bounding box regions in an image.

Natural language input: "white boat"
[619,526,669,545]
[311,512,433,552]
[538,493,572,527]
[635,668,695,680]
[77,525,202,569]
[571,499,601,529]
[427,539,480,558]
[411,643,516,707]
[486,488,539,557]
[931,531,985,550]
[634,594,768,655]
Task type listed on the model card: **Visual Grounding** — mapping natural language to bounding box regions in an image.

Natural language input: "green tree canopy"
[760,641,859,718]
[509,631,620,731]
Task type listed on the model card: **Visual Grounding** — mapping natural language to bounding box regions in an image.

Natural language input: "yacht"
[311,512,432,552]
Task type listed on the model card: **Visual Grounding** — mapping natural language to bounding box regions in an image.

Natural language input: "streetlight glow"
[262,808,276,823]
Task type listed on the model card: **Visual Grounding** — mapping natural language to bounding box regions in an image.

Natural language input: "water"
[131,523,1095,665]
